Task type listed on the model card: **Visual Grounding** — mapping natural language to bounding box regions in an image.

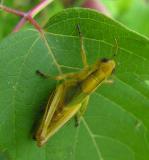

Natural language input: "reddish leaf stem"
[0,0,54,33]
[0,4,25,17]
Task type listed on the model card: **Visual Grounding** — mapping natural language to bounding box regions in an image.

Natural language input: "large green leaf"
[0,8,149,160]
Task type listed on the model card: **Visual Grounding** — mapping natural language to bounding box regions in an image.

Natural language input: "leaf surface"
[0,8,149,160]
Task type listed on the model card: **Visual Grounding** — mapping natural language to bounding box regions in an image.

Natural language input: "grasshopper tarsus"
[36,70,48,78]
[32,134,36,140]
[75,123,79,127]
[74,115,80,127]
[76,24,82,37]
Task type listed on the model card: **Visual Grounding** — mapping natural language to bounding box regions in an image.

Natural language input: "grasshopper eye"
[101,58,109,63]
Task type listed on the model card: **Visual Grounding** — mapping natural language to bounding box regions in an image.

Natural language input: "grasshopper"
[35,25,116,147]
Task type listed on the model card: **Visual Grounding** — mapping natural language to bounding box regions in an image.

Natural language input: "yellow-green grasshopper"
[35,25,116,147]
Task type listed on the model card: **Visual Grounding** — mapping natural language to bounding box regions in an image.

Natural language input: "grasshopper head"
[100,58,116,76]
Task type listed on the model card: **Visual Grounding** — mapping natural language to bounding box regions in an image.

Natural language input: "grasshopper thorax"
[81,58,116,94]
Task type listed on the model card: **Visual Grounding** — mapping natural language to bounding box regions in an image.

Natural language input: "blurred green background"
[0,0,149,41]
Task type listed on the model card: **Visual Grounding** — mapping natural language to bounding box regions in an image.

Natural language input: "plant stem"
[14,0,54,32]
[0,4,25,17]
[30,0,54,17]
[0,0,54,33]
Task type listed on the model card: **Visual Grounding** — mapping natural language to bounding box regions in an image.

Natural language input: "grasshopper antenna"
[110,37,119,74]
[101,37,118,63]
[112,37,118,59]
[110,37,119,67]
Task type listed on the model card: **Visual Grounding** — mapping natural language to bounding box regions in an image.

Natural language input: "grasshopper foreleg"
[36,70,70,81]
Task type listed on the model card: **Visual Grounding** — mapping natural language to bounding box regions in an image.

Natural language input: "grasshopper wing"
[38,102,82,146]
[35,83,66,145]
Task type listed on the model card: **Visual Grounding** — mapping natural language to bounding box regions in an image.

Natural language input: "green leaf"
[0,8,149,160]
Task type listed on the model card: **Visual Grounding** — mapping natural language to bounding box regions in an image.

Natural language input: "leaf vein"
[82,118,104,160]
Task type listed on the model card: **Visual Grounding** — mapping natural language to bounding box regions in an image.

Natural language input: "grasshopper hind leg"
[74,96,89,127]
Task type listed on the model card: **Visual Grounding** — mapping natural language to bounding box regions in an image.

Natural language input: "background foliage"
[0,0,149,40]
